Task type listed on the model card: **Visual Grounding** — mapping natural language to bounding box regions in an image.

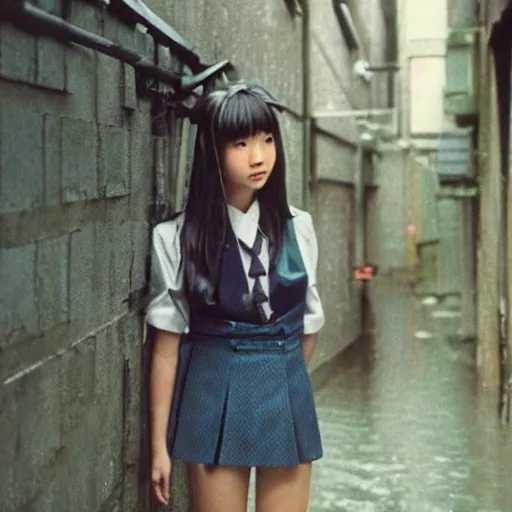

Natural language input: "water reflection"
[310,281,512,512]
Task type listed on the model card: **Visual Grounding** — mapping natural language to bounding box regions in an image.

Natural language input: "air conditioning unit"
[436,127,475,182]
[444,28,478,125]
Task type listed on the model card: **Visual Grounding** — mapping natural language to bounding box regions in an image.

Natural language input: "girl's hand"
[151,449,172,505]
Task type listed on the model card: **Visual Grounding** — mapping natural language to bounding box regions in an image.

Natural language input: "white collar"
[227,199,260,248]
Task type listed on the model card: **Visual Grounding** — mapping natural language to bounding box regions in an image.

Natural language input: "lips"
[249,171,267,180]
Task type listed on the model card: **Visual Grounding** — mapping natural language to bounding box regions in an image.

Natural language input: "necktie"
[238,230,269,322]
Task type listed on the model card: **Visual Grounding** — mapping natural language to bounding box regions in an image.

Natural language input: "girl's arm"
[150,328,180,504]
[301,333,317,366]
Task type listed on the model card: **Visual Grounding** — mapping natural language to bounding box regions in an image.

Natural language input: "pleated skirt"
[167,305,323,467]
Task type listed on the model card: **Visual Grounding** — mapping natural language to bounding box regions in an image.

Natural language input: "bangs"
[214,92,277,143]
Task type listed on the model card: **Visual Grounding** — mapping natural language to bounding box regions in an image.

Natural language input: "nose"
[249,142,264,167]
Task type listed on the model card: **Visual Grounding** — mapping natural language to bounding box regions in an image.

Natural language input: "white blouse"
[145,200,325,335]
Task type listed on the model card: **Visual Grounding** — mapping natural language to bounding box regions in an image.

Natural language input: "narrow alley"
[3,0,512,511]
[309,279,512,512]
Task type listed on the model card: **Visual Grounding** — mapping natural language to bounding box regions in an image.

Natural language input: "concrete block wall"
[0,1,154,510]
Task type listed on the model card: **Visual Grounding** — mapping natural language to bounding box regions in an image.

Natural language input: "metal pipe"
[2,2,230,96]
[354,145,365,267]
[302,0,312,209]
[313,108,397,119]
[367,64,400,72]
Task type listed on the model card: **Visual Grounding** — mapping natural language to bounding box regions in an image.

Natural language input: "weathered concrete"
[0,2,152,509]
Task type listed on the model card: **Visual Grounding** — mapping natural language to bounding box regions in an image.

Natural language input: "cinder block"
[0,245,38,349]
[94,326,123,504]
[65,44,97,122]
[97,53,123,126]
[0,23,37,84]
[58,414,98,512]
[36,235,69,332]
[18,361,61,463]
[61,118,98,203]
[157,44,173,70]
[103,12,135,49]
[70,224,95,337]
[95,420,122,506]
[43,114,62,206]
[134,30,155,60]
[123,64,137,111]
[111,219,132,312]
[94,325,123,406]
[37,36,66,91]
[102,14,138,111]
[119,315,142,465]
[131,220,150,293]
[67,0,103,34]
[98,125,129,198]
[0,104,44,214]
[93,221,114,325]
[128,105,153,219]
[60,338,96,435]
[64,2,100,122]
[15,360,61,503]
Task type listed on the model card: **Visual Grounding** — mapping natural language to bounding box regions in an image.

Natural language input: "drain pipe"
[302,0,312,210]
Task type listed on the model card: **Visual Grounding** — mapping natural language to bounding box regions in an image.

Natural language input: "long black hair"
[181,82,292,305]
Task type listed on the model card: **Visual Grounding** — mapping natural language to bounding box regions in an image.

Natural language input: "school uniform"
[145,200,325,467]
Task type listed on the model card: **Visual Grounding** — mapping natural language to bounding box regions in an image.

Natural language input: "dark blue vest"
[189,218,308,326]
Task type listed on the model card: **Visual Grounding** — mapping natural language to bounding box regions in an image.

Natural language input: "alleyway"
[308,280,512,512]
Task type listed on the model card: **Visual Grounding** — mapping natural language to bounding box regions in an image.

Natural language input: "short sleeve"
[292,209,325,335]
[145,218,189,334]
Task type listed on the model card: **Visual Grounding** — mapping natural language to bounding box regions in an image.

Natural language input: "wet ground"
[309,281,512,512]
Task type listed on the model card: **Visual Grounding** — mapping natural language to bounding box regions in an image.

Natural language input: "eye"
[265,135,274,144]
[233,140,247,148]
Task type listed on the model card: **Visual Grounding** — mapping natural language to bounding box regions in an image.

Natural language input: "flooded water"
[309,282,512,512]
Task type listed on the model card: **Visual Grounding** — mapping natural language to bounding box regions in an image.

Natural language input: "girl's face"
[220,131,276,195]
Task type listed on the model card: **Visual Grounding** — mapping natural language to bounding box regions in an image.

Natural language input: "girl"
[146,82,325,512]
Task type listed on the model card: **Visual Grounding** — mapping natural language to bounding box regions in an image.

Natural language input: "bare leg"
[255,463,312,512]
[188,463,251,512]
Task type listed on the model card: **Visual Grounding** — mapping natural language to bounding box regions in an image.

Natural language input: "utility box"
[444,28,478,124]
[436,127,475,182]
